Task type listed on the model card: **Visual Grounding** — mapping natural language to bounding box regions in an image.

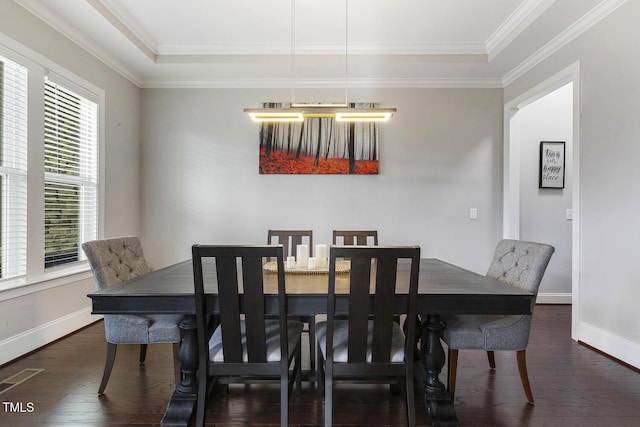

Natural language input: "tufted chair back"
[82,236,182,394]
[82,237,151,289]
[486,239,554,296]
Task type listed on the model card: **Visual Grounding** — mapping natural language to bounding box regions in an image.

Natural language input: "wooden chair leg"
[307,317,316,372]
[172,343,181,385]
[487,350,496,369]
[98,343,117,394]
[447,348,459,400]
[517,350,534,404]
[139,344,148,363]
[324,364,333,427]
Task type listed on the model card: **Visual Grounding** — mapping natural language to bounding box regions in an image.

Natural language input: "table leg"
[420,314,459,427]
[161,315,198,427]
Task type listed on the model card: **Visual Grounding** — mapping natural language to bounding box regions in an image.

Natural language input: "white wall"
[518,83,573,300]
[505,1,640,367]
[0,2,141,364]
[140,88,504,274]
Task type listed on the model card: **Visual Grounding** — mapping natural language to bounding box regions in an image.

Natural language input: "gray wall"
[505,1,640,366]
[0,2,141,363]
[140,88,504,274]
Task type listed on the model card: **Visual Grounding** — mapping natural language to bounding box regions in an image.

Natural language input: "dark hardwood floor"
[1,305,639,426]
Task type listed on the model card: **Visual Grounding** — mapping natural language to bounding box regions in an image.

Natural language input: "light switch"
[469,208,478,220]
[566,209,573,220]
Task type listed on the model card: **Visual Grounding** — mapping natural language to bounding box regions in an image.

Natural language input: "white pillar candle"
[307,257,317,270]
[286,256,296,269]
[296,244,308,269]
[315,244,328,268]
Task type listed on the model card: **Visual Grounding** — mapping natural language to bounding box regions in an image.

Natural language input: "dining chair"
[316,245,420,427]
[332,230,378,246]
[267,229,316,370]
[82,237,182,394]
[441,239,554,404]
[267,229,313,258]
[191,244,303,427]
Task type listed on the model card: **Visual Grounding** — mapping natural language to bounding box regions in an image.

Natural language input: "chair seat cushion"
[315,320,406,362]
[208,319,303,362]
[441,314,532,351]
[105,314,182,344]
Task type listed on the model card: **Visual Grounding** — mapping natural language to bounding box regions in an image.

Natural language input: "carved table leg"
[161,315,198,427]
[421,314,459,427]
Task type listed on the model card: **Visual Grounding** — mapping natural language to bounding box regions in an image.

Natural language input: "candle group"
[293,244,328,269]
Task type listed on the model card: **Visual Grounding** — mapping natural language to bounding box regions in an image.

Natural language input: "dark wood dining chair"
[191,244,303,427]
[332,230,378,246]
[316,245,420,427]
[82,237,181,394]
[267,229,316,370]
[267,229,313,258]
[441,239,554,404]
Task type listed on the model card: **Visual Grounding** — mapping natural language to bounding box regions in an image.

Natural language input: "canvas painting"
[258,103,381,174]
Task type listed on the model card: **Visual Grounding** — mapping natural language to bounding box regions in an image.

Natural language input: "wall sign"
[539,141,565,189]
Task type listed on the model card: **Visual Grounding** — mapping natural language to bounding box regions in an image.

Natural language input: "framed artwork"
[539,141,565,189]
[257,102,380,175]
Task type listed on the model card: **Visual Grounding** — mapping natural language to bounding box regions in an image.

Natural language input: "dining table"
[88,257,535,427]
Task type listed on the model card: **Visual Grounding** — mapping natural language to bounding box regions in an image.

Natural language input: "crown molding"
[486,0,556,61]
[14,0,142,86]
[502,0,628,86]
[140,77,504,90]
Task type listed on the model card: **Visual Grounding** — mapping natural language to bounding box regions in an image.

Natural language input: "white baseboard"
[0,307,100,366]
[578,321,640,369]
[536,292,572,304]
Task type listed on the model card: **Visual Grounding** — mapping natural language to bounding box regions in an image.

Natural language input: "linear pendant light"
[244,0,396,123]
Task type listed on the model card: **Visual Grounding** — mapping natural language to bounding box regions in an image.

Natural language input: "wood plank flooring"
[1,305,639,426]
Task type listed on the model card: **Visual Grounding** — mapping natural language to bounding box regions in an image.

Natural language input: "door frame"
[503,61,581,340]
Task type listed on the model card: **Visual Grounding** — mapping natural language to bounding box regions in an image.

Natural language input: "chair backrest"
[267,229,313,258]
[332,230,378,246]
[326,245,420,363]
[82,237,151,289]
[192,245,288,364]
[486,239,555,296]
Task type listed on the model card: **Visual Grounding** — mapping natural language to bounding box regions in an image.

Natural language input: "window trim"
[0,33,105,294]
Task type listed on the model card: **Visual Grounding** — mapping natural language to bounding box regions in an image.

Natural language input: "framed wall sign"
[539,141,565,189]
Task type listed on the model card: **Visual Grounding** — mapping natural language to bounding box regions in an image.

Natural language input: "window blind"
[44,79,97,268]
[0,56,28,281]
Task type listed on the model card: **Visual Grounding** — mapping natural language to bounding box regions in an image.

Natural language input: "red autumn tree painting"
[258,103,380,174]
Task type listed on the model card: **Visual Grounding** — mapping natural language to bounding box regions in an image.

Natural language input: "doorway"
[503,62,581,340]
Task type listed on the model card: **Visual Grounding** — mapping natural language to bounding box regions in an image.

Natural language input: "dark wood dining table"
[88,258,535,427]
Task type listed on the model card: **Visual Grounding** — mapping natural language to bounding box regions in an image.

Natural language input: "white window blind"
[0,55,28,281]
[44,78,97,268]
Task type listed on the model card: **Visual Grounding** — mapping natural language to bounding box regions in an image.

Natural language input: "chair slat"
[242,256,267,362]
[347,257,372,363]
[216,256,243,363]
[372,257,397,362]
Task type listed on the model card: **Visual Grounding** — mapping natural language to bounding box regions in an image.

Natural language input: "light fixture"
[244,0,396,123]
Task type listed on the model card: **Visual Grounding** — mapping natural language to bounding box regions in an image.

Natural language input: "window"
[0,39,102,292]
[44,79,98,269]
[0,55,28,280]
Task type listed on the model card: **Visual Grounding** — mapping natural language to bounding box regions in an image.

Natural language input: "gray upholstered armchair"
[441,239,554,404]
[82,237,182,394]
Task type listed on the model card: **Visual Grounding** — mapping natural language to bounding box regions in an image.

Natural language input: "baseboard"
[536,292,572,304]
[578,320,640,369]
[0,307,100,366]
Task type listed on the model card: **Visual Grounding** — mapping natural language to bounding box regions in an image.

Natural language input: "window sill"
[0,263,94,302]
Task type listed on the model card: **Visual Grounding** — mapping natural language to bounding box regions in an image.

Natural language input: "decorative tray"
[263,260,350,275]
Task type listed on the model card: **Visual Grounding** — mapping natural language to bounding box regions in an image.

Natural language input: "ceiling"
[16,0,618,88]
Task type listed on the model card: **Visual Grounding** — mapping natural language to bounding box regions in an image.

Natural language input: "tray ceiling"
[15,0,622,87]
